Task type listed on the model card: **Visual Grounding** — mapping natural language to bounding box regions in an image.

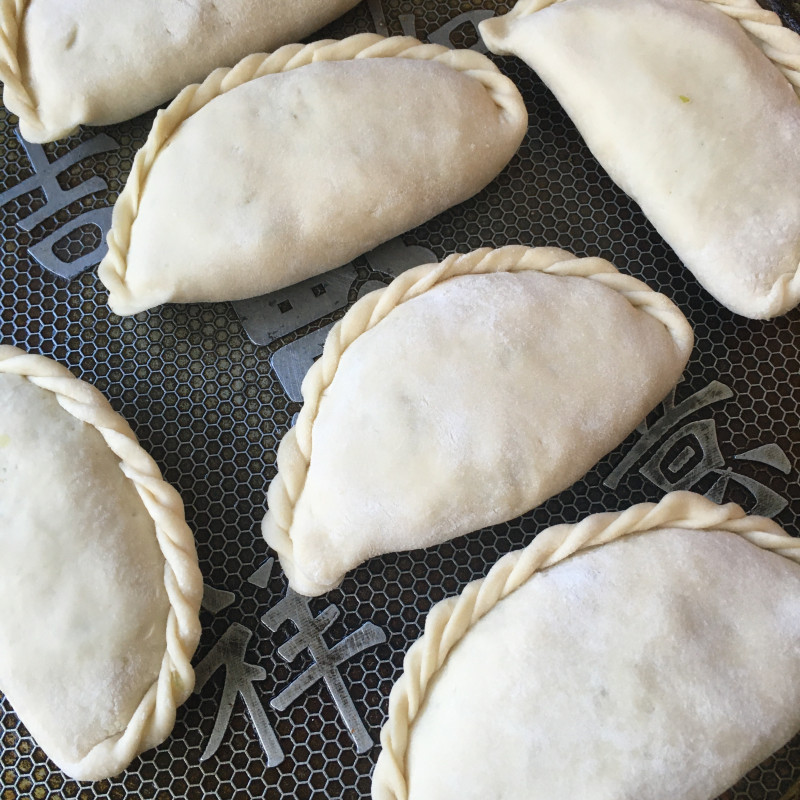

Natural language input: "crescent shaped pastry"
[372,492,800,800]
[97,34,528,316]
[0,346,203,781]
[0,0,360,143]
[480,0,800,319]
[262,246,693,596]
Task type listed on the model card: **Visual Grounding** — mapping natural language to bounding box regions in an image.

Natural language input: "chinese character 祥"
[194,621,285,766]
[194,572,284,766]
[262,589,386,753]
[0,129,118,279]
[605,381,791,518]
[195,559,387,764]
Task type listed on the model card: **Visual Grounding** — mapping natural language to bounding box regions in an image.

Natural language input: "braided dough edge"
[0,0,52,141]
[97,32,526,314]
[0,345,203,781]
[371,490,800,800]
[262,245,694,597]
[481,0,800,318]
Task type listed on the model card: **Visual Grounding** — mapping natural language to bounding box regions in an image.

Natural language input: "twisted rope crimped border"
[262,245,694,596]
[694,0,800,313]
[371,490,800,800]
[495,0,800,96]
[97,32,526,314]
[482,0,800,318]
[0,0,48,138]
[0,345,203,781]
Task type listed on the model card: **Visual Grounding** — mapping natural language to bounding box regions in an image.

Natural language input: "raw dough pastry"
[97,34,528,316]
[480,0,800,319]
[0,346,203,781]
[0,0,361,142]
[372,492,800,800]
[263,246,693,596]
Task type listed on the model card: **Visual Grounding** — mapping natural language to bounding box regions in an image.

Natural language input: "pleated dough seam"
[262,245,694,596]
[483,0,800,317]
[370,490,800,800]
[0,345,203,781]
[98,33,527,311]
[0,0,45,138]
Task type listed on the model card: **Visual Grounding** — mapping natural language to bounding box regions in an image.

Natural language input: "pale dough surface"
[0,372,169,774]
[405,528,800,799]
[10,0,360,141]
[114,56,526,313]
[289,270,689,592]
[481,0,800,318]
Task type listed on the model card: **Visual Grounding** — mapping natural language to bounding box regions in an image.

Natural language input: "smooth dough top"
[3,0,360,141]
[105,47,526,314]
[481,0,800,318]
[281,258,690,594]
[0,370,168,770]
[404,527,800,800]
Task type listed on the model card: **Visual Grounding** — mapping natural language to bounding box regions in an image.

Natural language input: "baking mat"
[1,1,799,798]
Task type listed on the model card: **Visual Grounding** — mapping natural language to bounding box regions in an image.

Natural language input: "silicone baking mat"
[1,1,799,798]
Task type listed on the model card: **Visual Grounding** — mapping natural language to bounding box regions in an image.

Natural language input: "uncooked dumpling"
[0,0,361,142]
[263,246,693,596]
[0,346,203,780]
[98,34,528,315]
[372,492,800,800]
[480,0,800,319]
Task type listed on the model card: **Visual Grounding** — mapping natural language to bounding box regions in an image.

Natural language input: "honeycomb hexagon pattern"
[1,1,799,798]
